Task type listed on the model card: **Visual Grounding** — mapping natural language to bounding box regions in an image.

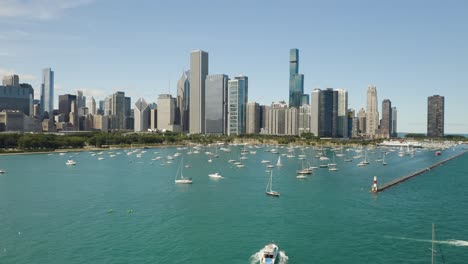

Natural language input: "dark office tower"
[177,70,190,132]
[289,49,304,108]
[318,88,338,137]
[58,94,77,122]
[0,84,34,115]
[391,107,397,137]
[380,99,392,138]
[427,95,444,137]
[301,94,310,106]
[204,74,228,134]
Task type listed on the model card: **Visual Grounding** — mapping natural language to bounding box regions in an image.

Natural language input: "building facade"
[177,70,190,132]
[2,75,19,86]
[0,84,34,116]
[40,68,54,115]
[205,74,228,134]
[336,89,348,138]
[391,107,398,137]
[227,78,247,135]
[134,97,150,132]
[289,49,304,108]
[365,85,379,137]
[157,94,179,132]
[380,99,392,138]
[189,50,208,134]
[246,102,260,134]
[427,95,444,137]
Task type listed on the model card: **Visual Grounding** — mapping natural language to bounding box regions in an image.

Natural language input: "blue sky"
[0,0,467,133]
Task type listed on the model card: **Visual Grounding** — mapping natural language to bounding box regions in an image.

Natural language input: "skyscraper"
[205,74,228,134]
[0,84,34,116]
[310,89,320,137]
[134,97,150,132]
[189,50,208,134]
[58,94,77,122]
[365,85,379,137]
[319,88,338,137]
[298,104,311,135]
[380,99,392,138]
[357,108,367,135]
[177,70,190,132]
[427,95,444,137]
[40,68,54,115]
[336,89,348,138]
[246,102,260,134]
[2,75,19,86]
[289,49,304,108]
[157,94,179,132]
[391,107,398,137]
[89,97,96,115]
[77,90,86,110]
[227,78,248,135]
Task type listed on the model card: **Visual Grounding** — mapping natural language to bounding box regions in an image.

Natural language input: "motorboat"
[208,172,223,179]
[260,243,279,264]
[66,159,77,165]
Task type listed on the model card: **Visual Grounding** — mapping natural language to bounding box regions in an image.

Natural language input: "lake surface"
[0,145,467,263]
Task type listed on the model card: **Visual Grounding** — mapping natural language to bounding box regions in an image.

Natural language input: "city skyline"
[0,0,467,133]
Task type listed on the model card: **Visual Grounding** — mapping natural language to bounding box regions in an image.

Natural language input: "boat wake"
[384,235,468,247]
[250,245,289,264]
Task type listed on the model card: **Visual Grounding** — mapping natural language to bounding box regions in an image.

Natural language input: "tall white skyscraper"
[365,85,379,137]
[134,97,150,132]
[40,68,54,115]
[298,104,311,135]
[89,97,96,115]
[310,89,320,137]
[189,50,208,134]
[336,89,348,138]
[157,94,179,132]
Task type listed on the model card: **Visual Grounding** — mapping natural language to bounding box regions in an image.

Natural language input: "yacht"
[66,159,77,165]
[208,172,223,179]
[261,160,270,164]
[260,243,279,264]
[0,169,6,174]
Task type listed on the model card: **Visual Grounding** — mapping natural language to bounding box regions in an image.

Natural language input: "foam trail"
[250,246,289,264]
[384,235,468,247]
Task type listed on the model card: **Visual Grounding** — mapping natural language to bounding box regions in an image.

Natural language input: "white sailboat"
[265,170,280,197]
[276,156,283,167]
[175,158,192,184]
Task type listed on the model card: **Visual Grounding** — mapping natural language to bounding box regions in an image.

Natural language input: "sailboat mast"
[270,170,273,192]
[432,223,435,264]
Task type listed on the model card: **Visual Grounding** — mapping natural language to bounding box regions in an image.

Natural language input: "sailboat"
[297,159,312,175]
[276,156,283,167]
[175,157,192,184]
[265,170,280,197]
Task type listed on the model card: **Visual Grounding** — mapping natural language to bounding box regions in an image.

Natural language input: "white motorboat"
[261,160,270,164]
[66,160,77,165]
[260,243,279,264]
[208,172,223,179]
[266,164,275,168]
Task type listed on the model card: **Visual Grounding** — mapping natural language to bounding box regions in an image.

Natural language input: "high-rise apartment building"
[380,99,392,138]
[246,102,260,134]
[177,70,190,132]
[427,95,444,137]
[205,74,228,134]
[134,97,150,132]
[365,85,379,137]
[357,108,366,135]
[298,105,311,135]
[336,89,348,138]
[40,68,54,115]
[227,78,247,135]
[2,75,19,86]
[289,49,304,108]
[89,97,96,115]
[189,50,208,134]
[310,89,320,137]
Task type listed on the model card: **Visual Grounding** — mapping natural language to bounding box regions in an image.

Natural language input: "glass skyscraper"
[289,49,304,108]
[40,68,54,115]
[204,74,228,134]
[227,77,248,135]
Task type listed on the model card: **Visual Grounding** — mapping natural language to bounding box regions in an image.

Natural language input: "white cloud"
[0,0,96,20]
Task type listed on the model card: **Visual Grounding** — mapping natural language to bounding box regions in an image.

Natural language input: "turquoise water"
[0,145,467,263]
